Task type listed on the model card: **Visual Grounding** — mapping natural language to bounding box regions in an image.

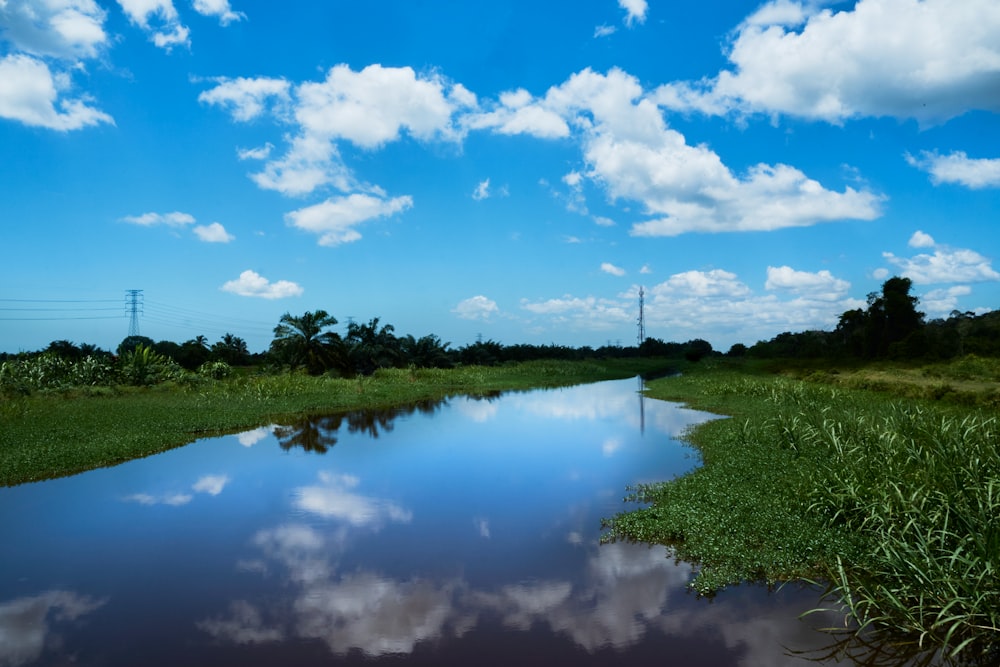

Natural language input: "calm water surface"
[0,378,919,665]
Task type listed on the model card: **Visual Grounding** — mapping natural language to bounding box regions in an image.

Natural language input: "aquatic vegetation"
[603,368,1000,659]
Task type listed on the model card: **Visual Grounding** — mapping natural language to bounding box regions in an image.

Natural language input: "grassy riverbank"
[603,359,999,659]
[0,358,665,487]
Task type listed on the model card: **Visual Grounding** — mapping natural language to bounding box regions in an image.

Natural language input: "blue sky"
[2,0,999,354]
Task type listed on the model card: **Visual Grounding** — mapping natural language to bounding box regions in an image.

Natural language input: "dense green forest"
[2,276,999,394]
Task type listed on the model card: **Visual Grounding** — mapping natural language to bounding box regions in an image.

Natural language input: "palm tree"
[271,310,343,375]
[345,317,401,375]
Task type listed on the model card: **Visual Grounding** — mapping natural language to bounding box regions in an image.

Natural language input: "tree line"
[745,276,1000,361]
[3,276,997,381]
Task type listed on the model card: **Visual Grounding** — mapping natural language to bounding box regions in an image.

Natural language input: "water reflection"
[0,591,105,667]
[275,399,448,453]
[0,377,951,666]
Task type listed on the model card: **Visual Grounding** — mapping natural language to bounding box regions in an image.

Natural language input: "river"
[0,378,924,665]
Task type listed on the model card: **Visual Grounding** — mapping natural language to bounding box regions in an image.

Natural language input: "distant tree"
[459,339,504,366]
[270,310,343,375]
[46,340,83,360]
[684,338,714,362]
[399,334,454,368]
[175,336,212,370]
[212,333,251,366]
[727,343,748,357]
[117,335,155,356]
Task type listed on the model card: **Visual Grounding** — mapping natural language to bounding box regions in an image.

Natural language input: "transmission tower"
[125,289,143,337]
[636,286,646,347]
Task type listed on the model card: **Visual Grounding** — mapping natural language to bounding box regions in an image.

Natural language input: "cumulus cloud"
[296,64,471,149]
[193,222,235,243]
[619,0,648,27]
[520,266,864,346]
[198,77,291,122]
[120,210,195,226]
[0,0,109,59]
[764,266,851,301]
[483,68,881,235]
[453,295,499,321]
[0,54,113,130]
[909,230,936,248]
[284,193,413,246]
[883,243,1000,285]
[192,0,245,25]
[192,474,229,496]
[202,64,473,201]
[221,270,304,299]
[116,0,190,51]
[921,285,973,317]
[654,0,1000,124]
[906,150,1000,189]
[600,262,626,277]
[463,87,570,139]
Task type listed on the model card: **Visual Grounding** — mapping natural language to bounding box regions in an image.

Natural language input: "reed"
[603,367,999,658]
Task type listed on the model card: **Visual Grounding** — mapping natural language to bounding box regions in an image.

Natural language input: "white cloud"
[594,24,616,38]
[235,425,274,447]
[520,295,631,332]
[654,0,1000,124]
[921,285,973,317]
[464,87,569,139]
[237,143,273,160]
[906,150,1000,189]
[192,474,229,496]
[619,0,648,27]
[221,270,304,299]
[909,230,936,248]
[511,68,882,235]
[520,267,866,347]
[192,0,245,25]
[0,53,113,130]
[205,65,472,199]
[193,222,235,243]
[0,591,106,667]
[198,77,291,122]
[0,0,108,59]
[294,472,412,527]
[453,295,499,321]
[284,193,413,246]
[296,64,468,149]
[883,246,1000,285]
[601,262,626,277]
[120,210,195,226]
[116,0,190,51]
[764,266,850,301]
[472,178,490,201]
[124,492,192,506]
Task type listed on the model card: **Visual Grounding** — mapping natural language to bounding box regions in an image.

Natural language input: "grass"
[0,358,667,487]
[602,359,1000,660]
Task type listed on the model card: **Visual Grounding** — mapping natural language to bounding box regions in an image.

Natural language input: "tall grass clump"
[806,406,999,656]
[604,369,999,658]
